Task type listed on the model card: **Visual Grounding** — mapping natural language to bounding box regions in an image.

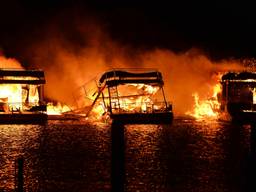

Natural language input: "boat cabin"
[0,69,47,124]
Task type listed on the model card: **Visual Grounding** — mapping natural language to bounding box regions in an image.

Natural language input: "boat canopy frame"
[0,69,45,84]
[99,69,164,87]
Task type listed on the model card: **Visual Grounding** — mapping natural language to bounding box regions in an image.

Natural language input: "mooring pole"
[111,121,125,192]
[251,124,256,155]
[248,123,256,192]
[16,157,24,192]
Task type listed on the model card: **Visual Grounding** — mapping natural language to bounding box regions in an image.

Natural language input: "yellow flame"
[91,101,107,119]
[47,102,70,115]
[213,84,221,97]
[0,84,22,111]
[91,84,162,117]
[187,84,221,119]
[0,76,41,112]
[28,85,39,105]
[252,88,256,104]
[143,84,159,94]
[116,84,159,113]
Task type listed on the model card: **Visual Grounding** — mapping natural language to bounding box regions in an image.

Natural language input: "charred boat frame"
[0,69,47,124]
[94,69,173,124]
[220,71,256,123]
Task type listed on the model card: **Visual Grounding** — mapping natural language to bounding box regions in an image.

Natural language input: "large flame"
[117,84,160,112]
[46,102,71,115]
[0,84,22,111]
[252,88,256,104]
[0,81,71,115]
[89,84,162,119]
[187,84,221,119]
[0,84,40,112]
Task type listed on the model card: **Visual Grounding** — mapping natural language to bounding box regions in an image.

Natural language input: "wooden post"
[108,87,112,114]
[248,123,256,192]
[251,124,256,155]
[16,157,24,192]
[111,121,125,192]
[161,87,168,110]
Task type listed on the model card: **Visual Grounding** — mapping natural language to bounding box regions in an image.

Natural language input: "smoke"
[139,49,243,114]
[23,12,243,115]
[25,22,131,105]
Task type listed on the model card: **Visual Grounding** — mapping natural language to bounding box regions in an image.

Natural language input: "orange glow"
[89,84,162,118]
[253,88,256,104]
[0,84,22,111]
[187,84,221,119]
[0,84,40,112]
[111,84,160,113]
[0,84,41,112]
[0,83,70,116]
[91,101,107,120]
[46,102,71,115]
[117,96,152,112]
[28,85,39,105]
[213,84,221,97]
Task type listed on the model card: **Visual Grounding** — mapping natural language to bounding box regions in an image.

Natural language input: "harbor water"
[0,117,256,191]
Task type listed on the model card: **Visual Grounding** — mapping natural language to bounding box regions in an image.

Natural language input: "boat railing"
[110,101,172,114]
[0,102,46,113]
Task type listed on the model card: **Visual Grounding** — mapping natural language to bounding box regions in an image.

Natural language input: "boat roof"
[99,69,164,87]
[221,71,256,82]
[0,68,45,84]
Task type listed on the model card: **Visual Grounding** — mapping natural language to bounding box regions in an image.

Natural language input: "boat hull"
[111,112,173,124]
[0,113,47,124]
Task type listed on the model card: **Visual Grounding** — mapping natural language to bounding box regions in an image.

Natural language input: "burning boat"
[0,69,47,124]
[220,71,256,123]
[76,69,173,124]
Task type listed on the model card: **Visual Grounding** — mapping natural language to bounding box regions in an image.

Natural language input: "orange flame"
[0,84,40,112]
[90,84,161,119]
[0,81,70,115]
[252,88,256,104]
[46,102,71,115]
[111,84,160,113]
[187,84,221,119]
[0,84,22,111]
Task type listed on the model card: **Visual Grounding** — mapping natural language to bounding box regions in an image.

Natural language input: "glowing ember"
[130,84,159,94]
[213,84,221,97]
[28,85,39,105]
[0,84,22,111]
[111,84,160,113]
[252,88,256,104]
[47,102,71,115]
[187,84,221,119]
[91,101,107,119]
[0,84,41,112]
[90,84,162,118]
[144,85,159,94]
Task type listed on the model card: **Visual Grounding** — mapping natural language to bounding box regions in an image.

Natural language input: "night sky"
[1,0,256,62]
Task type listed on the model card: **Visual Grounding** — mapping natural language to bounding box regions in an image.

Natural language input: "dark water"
[0,118,256,192]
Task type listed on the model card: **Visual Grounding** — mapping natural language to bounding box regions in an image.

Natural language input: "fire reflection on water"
[125,124,166,190]
[0,125,41,191]
[0,119,253,191]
